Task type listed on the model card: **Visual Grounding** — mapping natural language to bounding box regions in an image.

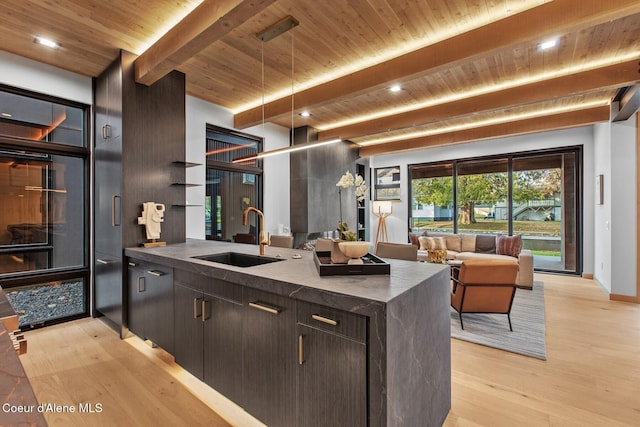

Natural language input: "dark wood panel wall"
[120,53,186,248]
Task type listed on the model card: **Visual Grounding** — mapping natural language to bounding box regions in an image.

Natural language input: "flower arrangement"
[336,171,367,241]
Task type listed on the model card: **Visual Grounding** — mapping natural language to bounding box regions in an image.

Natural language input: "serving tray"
[313,251,390,276]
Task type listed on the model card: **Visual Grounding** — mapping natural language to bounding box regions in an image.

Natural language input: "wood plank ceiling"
[1,0,639,156]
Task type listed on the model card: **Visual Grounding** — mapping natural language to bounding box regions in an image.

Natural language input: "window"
[0,87,89,328]
[409,147,582,274]
[205,125,262,242]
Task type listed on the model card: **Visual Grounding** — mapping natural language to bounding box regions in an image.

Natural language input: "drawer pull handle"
[128,262,137,267]
[298,335,304,365]
[311,314,339,326]
[96,259,110,265]
[147,270,165,277]
[249,302,281,315]
[193,298,201,319]
[137,277,145,293]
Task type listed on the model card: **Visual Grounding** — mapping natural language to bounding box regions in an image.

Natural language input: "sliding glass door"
[409,147,582,274]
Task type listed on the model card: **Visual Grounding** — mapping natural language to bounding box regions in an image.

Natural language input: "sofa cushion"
[408,231,428,246]
[496,234,522,258]
[440,234,462,252]
[418,236,446,251]
[475,234,497,254]
[460,234,476,252]
[456,252,518,264]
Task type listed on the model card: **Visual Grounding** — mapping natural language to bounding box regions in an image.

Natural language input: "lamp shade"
[372,201,392,215]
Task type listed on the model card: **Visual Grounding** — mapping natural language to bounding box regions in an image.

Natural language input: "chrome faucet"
[242,207,269,255]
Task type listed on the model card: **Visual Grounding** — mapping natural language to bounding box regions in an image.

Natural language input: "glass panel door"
[513,152,579,273]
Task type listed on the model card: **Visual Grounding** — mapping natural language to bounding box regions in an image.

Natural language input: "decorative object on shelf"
[336,170,367,240]
[138,202,166,247]
[338,241,371,264]
[427,249,447,264]
[372,200,392,247]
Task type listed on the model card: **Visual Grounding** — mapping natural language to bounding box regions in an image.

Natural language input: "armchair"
[450,259,518,331]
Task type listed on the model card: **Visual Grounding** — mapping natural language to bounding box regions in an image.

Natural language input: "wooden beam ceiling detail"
[319,59,640,141]
[358,105,611,157]
[135,0,276,86]
[234,0,640,129]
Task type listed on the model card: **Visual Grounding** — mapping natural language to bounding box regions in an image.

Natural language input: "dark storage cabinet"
[127,259,174,354]
[139,266,370,427]
[243,288,296,426]
[93,50,186,336]
[296,301,367,427]
[173,270,243,404]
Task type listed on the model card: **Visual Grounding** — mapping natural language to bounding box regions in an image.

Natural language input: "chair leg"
[459,313,464,330]
[507,313,513,332]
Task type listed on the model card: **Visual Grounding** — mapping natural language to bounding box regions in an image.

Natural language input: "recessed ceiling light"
[538,39,558,51]
[299,111,312,118]
[389,85,402,93]
[1,112,12,118]
[34,35,60,49]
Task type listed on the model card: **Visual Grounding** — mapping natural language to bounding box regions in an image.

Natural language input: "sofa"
[410,232,534,289]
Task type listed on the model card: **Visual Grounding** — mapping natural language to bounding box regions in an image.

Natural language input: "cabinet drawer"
[297,300,366,344]
[175,269,242,304]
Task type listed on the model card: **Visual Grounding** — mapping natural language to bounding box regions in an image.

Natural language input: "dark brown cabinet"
[297,301,367,427]
[93,50,186,336]
[173,270,243,404]
[243,288,297,426]
[127,259,174,354]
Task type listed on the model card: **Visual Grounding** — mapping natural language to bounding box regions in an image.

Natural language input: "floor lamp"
[372,201,392,249]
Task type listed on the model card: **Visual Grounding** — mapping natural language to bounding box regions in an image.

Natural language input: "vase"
[330,240,350,264]
[338,241,371,264]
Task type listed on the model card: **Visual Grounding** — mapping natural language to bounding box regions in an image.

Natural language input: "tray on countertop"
[313,251,390,276]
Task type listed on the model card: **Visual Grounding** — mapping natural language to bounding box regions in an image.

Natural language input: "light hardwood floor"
[18,273,640,426]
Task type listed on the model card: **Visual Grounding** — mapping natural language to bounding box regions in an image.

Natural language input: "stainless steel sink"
[191,252,284,268]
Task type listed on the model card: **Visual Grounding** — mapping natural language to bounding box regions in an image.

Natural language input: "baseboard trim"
[582,273,594,280]
[610,293,640,304]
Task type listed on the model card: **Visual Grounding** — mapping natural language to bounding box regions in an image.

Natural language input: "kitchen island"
[125,239,450,427]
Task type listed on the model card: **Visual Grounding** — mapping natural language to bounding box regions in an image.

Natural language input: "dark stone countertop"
[125,239,448,316]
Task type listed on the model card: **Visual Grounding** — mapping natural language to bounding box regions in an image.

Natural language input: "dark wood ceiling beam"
[135,0,276,86]
[319,59,640,141]
[234,0,640,129]
[358,106,611,157]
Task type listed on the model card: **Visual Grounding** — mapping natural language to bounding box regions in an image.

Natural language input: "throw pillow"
[408,231,428,246]
[418,236,446,251]
[496,234,522,258]
[475,234,497,254]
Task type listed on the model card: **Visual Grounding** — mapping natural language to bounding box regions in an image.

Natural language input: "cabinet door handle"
[193,297,202,319]
[128,262,138,267]
[147,270,165,277]
[202,299,208,323]
[249,301,281,315]
[311,314,339,326]
[137,277,145,293]
[102,124,111,139]
[96,258,110,265]
[298,335,304,365]
[112,195,121,226]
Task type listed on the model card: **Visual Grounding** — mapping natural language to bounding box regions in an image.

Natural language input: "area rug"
[450,281,547,360]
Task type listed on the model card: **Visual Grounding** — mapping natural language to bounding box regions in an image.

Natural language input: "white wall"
[0,50,92,104]
[593,122,613,291]
[369,127,596,274]
[185,96,290,240]
[602,116,637,296]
